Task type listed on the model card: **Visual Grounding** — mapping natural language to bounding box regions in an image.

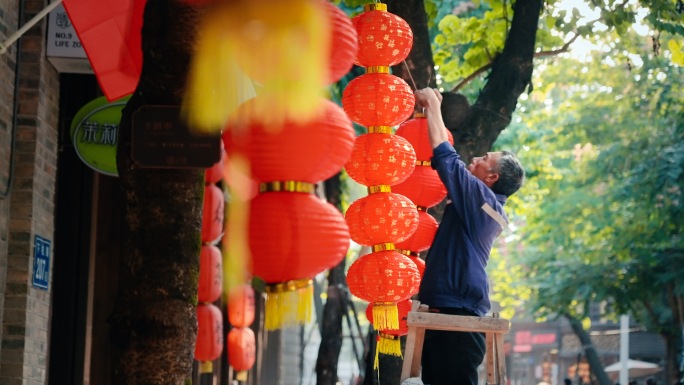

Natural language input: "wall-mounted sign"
[32,235,51,290]
[132,106,221,168]
[71,95,131,176]
[46,3,92,74]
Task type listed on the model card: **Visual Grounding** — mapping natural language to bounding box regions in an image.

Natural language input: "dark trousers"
[420,307,486,385]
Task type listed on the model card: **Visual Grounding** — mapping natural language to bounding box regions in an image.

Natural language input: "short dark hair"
[491,151,524,197]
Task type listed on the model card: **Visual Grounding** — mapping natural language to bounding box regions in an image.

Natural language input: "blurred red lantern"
[205,142,226,184]
[250,192,349,283]
[228,284,256,328]
[202,184,224,243]
[224,97,355,183]
[345,192,418,246]
[198,245,222,303]
[392,166,447,208]
[342,73,415,128]
[227,327,256,381]
[395,116,454,160]
[395,209,438,254]
[195,303,223,362]
[347,250,420,330]
[352,3,413,67]
[323,0,358,83]
[345,133,416,186]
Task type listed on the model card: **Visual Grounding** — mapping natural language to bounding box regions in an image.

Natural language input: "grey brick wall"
[0,0,60,384]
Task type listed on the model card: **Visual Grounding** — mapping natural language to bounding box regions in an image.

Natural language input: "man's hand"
[414,88,449,149]
[414,88,443,110]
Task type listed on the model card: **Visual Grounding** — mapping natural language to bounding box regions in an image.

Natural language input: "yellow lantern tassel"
[372,302,399,331]
[374,335,380,370]
[377,333,402,357]
[183,0,329,131]
[235,370,248,382]
[222,155,251,295]
[264,279,313,330]
[199,361,213,374]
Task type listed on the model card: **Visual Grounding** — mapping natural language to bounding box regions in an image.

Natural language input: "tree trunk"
[564,314,612,385]
[111,1,204,384]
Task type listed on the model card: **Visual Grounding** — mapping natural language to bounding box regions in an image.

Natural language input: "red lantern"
[392,166,447,208]
[408,255,425,278]
[205,142,226,184]
[195,303,224,362]
[345,192,419,246]
[352,3,413,67]
[227,327,256,381]
[395,116,454,160]
[342,73,415,128]
[250,192,349,283]
[224,97,355,183]
[365,299,413,364]
[228,284,256,328]
[395,210,438,254]
[202,184,224,243]
[366,299,412,336]
[345,133,416,187]
[198,245,222,303]
[323,0,358,84]
[347,250,420,330]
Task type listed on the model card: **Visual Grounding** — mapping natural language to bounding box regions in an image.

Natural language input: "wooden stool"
[400,301,509,385]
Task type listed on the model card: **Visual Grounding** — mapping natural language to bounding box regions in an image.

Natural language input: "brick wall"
[0,0,60,384]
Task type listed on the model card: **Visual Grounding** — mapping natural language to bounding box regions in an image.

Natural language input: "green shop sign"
[70,95,131,176]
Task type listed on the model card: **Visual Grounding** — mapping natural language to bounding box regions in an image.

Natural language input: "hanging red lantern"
[352,3,413,67]
[227,327,256,381]
[195,303,224,362]
[202,184,224,244]
[395,115,454,160]
[345,192,418,246]
[366,299,412,336]
[392,166,447,208]
[228,284,256,328]
[347,250,420,330]
[322,0,358,84]
[342,73,415,128]
[345,133,416,187]
[198,244,222,303]
[224,97,355,183]
[205,142,226,184]
[408,255,425,278]
[395,209,438,254]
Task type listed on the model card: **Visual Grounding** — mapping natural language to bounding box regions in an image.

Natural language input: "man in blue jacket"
[414,88,525,385]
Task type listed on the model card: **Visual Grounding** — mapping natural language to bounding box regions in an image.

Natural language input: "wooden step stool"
[400,301,510,385]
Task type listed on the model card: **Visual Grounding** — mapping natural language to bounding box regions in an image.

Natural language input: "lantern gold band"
[372,243,396,252]
[366,66,390,74]
[265,278,313,294]
[417,206,427,212]
[413,112,426,118]
[364,3,387,12]
[259,181,315,194]
[379,332,399,340]
[368,126,393,134]
[368,185,391,194]
[398,249,419,257]
[416,160,431,167]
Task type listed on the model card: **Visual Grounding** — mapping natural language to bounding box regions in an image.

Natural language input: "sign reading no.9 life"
[132,106,221,168]
[32,235,51,290]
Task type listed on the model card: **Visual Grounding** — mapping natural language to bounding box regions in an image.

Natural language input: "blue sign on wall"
[32,235,51,290]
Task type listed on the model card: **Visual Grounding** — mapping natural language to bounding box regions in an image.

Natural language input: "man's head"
[468,151,524,197]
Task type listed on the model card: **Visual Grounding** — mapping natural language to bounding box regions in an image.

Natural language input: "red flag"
[62,0,145,101]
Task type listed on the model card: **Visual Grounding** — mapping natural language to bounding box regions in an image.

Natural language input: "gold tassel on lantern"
[372,302,399,331]
[223,155,251,295]
[183,0,329,132]
[264,279,313,330]
[377,333,402,357]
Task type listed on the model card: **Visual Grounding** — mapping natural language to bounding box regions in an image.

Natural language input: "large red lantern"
[227,327,256,381]
[352,3,413,67]
[392,166,448,208]
[345,132,416,187]
[345,192,418,246]
[228,284,256,328]
[198,245,222,303]
[347,250,420,330]
[323,0,358,84]
[342,73,415,128]
[202,184,224,244]
[395,209,438,254]
[195,303,223,362]
[224,97,355,183]
[395,116,454,160]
